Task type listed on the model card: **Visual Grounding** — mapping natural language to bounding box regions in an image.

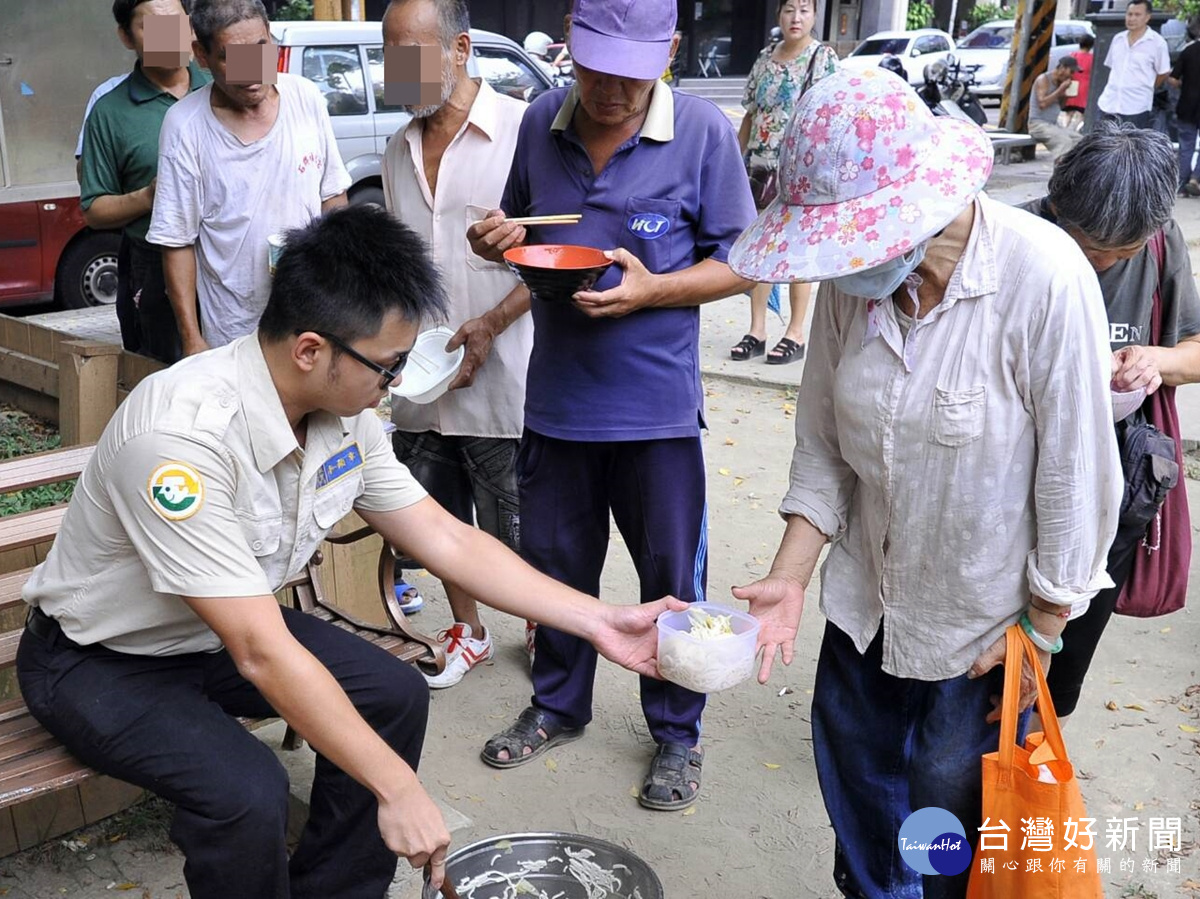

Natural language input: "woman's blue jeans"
[812,621,1029,899]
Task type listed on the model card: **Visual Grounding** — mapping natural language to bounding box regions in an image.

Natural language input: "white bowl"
[388,326,464,405]
[656,601,760,693]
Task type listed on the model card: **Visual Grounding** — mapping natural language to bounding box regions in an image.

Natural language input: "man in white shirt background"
[380,0,534,688]
[1097,0,1171,128]
[147,0,350,356]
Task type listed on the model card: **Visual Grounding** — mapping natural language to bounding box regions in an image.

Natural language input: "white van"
[271,21,555,206]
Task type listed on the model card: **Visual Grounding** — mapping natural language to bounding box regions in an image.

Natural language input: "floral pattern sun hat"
[728,68,994,283]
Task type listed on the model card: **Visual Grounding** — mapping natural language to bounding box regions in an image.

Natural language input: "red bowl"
[503,244,613,302]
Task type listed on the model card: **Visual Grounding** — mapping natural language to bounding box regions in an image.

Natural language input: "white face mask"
[832,243,928,299]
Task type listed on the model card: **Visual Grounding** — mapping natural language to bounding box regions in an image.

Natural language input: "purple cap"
[570,0,677,80]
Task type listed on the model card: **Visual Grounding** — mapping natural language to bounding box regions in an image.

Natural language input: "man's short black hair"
[1127,0,1152,12]
[259,205,447,346]
[1056,55,1080,71]
[113,0,193,35]
[1079,32,1095,49]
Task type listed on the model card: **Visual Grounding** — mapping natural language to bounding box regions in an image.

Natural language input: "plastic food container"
[388,326,464,405]
[656,602,760,693]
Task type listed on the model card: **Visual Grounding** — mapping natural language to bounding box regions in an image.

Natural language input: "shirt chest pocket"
[241,515,283,558]
[619,197,680,274]
[313,477,362,531]
[928,385,986,448]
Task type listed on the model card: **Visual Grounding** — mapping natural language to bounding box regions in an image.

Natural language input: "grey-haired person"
[730,68,1121,898]
[1024,121,1200,725]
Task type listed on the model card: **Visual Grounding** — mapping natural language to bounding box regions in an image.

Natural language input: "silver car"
[271,21,555,206]
[952,19,1094,99]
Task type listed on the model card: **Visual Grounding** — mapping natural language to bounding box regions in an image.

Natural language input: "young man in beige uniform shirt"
[381,0,534,688]
[18,206,677,899]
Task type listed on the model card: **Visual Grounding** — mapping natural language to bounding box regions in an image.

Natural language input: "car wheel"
[349,185,386,208]
[56,230,121,309]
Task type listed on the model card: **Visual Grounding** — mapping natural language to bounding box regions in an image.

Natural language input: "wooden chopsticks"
[504,214,582,226]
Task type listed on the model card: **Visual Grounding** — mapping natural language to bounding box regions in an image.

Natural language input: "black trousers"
[114,234,139,354]
[1045,526,1140,716]
[17,606,429,899]
[127,240,181,364]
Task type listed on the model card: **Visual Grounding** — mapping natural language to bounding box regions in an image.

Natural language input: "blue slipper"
[395,581,423,615]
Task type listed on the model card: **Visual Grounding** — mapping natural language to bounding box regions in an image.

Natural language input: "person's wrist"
[1019,610,1063,653]
[1026,604,1067,638]
[1029,595,1071,618]
[481,305,508,336]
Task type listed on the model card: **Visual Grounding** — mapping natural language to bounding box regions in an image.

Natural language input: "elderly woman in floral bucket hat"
[730,69,1123,898]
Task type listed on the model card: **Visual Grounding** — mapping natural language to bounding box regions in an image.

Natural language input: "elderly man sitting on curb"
[1030,56,1084,160]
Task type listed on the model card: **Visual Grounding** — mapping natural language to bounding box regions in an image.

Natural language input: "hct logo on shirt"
[626,212,671,240]
[898,807,973,876]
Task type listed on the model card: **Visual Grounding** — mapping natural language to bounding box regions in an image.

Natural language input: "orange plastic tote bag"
[966,626,1103,898]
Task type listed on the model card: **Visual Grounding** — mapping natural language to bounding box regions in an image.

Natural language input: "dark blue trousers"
[519,430,708,746]
[812,622,1028,899]
[17,606,429,899]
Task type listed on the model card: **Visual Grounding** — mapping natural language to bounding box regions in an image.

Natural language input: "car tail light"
[277,46,290,72]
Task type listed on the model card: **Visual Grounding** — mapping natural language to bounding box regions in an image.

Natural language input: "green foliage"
[1165,0,1200,20]
[908,0,935,29]
[0,410,75,517]
[272,0,313,21]
[968,2,1015,28]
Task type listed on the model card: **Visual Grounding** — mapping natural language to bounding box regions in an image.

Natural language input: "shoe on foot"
[425,623,494,689]
[1187,179,1200,197]
[394,582,423,615]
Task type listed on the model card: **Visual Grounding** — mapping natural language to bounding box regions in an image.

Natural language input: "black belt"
[26,606,82,649]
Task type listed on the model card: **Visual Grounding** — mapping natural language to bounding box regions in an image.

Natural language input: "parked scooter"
[918,55,988,126]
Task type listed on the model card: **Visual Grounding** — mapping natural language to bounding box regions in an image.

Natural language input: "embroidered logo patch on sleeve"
[148,462,205,521]
[316,442,362,490]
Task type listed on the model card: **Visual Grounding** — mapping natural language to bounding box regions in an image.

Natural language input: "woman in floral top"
[731,0,839,365]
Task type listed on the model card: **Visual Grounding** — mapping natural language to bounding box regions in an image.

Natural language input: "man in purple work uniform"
[468,0,755,811]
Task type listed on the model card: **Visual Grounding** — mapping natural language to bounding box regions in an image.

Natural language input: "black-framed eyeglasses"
[309,330,409,389]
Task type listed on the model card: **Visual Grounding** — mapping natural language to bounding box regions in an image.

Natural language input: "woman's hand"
[731,574,806,683]
[968,632,1052,724]
[1111,344,1164,395]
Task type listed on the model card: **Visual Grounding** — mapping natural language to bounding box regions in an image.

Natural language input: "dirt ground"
[0,374,1196,898]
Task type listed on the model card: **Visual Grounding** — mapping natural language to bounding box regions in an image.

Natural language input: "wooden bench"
[0,444,444,852]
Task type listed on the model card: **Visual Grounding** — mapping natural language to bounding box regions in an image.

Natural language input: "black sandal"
[480,706,585,770]
[638,742,704,811]
[766,337,805,365]
[730,334,766,361]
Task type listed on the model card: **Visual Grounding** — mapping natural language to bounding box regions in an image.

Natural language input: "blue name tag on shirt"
[316,442,362,489]
[627,213,671,240]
